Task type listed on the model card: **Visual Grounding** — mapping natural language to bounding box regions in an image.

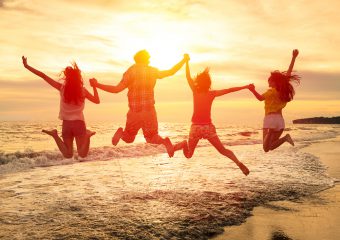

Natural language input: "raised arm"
[287,49,299,77]
[22,56,61,90]
[85,79,100,104]
[248,84,264,101]
[158,54,189,79]
[185,56,195,91]
[90,78,126,94]
[215,84,251,97]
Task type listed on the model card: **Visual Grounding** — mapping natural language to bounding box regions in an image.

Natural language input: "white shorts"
[263,113,285,130]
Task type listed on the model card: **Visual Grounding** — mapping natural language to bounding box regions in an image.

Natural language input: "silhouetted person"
[249,49,300,152]
[22,56,100,158]
[90,50,189,157]
[174,55,250,176]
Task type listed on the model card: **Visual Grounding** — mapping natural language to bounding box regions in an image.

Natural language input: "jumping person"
[22,56,100,158]
[248,49,300,152]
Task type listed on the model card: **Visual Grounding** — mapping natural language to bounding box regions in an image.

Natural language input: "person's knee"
[184,151,193,159]
[145,134,162,144]
[263,145,270,152]
[121,134,136,143]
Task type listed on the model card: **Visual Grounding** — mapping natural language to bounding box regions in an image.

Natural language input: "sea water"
[0,121,339,239]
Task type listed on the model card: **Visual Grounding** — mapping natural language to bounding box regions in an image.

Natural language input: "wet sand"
[213,138,340,240]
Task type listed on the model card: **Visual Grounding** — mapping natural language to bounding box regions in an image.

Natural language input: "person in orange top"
[175,54,251,176]
[249,49,300,152]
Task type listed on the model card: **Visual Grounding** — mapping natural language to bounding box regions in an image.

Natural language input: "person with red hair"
[249,49,300,152]
[22,56,100,159]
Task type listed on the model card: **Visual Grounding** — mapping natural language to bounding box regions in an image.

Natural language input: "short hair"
[134,50,150,63]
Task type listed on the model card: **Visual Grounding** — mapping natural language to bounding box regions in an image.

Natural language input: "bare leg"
[263,129,294,152]
[146,135,175,158]
[208,136,249,176]
[42,129,73,158]
[75,130,96,158]
[173,140,187,152]
[184,138,200,159]
[112,127,123,146]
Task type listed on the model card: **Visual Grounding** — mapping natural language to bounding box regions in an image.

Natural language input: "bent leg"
[146,134,174,158]
[75,130,96,158]
[208,136,249,176]
[184,138,200,159]
[42,129,73,158]
[269,130,294,151]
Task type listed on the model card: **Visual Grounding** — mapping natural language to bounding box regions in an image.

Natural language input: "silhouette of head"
[195,68,211,92]
[62,62,84,105]
[268,70,300,102]
[134,50,150,64]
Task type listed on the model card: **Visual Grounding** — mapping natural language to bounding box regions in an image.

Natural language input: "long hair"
[194,68,211,92]
[61,62,84,105]
[270,70,300,102]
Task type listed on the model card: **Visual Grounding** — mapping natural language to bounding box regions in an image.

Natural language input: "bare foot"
[112,127,123,146]
[174,140,187,152]
[86,130,96,138]
[237,162,250,176]
[42,129,58,137]
[164,137,174,158]
[286,134,295,146]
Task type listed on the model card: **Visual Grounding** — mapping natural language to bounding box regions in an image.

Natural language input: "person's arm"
[185,57,195,91]
[248,84,265,101]
[90,78,126,93]
[158,54,190,79]
[214,84,251,97]
[22,56,62,90]
[287,49,299,77]
[84,79,100,104]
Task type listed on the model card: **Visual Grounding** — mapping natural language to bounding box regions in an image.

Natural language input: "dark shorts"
[62,120,86,138]
[123,108,160,142]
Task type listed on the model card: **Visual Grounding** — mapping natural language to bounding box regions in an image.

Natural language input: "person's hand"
[89,78,97,87]
[184,53,190,62]
[292,49,299,58]
[248,83,255,91]
[22,56,28,68]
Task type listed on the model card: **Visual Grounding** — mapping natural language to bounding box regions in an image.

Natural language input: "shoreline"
[213,137,340,240]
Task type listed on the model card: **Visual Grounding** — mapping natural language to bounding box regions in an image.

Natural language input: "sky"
[0,0,339,124]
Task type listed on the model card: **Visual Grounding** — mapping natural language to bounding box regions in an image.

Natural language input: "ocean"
[0,121,339,239]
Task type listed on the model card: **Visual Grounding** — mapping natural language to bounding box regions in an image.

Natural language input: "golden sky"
[0,0,339,124]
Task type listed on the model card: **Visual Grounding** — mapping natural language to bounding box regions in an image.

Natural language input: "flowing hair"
[194,68,211,92]
[61,62,84,105]
[270,70,300,102]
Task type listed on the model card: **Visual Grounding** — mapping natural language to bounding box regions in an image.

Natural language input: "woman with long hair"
[22,56,100,159]
[249,49,300,152]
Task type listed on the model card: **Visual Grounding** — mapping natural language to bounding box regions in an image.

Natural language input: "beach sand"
[213,138,340,240]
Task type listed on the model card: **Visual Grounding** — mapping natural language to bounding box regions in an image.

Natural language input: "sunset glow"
[1,0,340,123]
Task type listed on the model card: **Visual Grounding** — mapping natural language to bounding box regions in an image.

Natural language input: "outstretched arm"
[90,78,126,94]
[287,49,299,77]
[158,54,190,79]
[248,84,264,101]
[85,79,100,104]
[215,84,252,97]
[185,56,195,91]
[22,56,61,90]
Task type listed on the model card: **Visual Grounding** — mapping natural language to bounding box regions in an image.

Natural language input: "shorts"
[123,108,159,142]
[189,124,217,140]
[263,113,285,131]
[62,120,86,138]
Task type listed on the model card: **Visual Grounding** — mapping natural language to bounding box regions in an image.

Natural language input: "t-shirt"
[58,85,85,121]
[119,64,160,112]
[191,90,216,124]
[262,88,287,115]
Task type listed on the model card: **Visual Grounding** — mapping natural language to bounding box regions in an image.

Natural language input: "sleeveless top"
[58,85,85,121]
[191,90,216,125]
